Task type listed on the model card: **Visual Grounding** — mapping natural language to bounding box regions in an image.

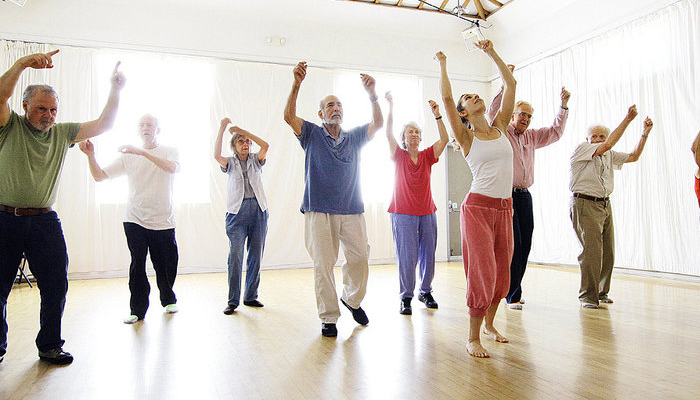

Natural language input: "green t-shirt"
[0,111,80,208]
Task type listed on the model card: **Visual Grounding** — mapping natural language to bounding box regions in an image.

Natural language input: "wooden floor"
[1,262,699,400]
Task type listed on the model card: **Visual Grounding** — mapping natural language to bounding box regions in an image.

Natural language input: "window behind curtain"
[93,52,214,204]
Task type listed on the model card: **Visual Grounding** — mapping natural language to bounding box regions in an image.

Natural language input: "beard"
[322,112,343,125]
[27,117,53,133]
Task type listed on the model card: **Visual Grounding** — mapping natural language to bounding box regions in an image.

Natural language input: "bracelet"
[369,95,379,103]
[435,116,442,120]
[642,135,648,138]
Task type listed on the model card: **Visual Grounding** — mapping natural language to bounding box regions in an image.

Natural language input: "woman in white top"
[436,40,516,358]
[214,118,269,315]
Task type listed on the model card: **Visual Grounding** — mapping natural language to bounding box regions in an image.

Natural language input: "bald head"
[587,125,610,144]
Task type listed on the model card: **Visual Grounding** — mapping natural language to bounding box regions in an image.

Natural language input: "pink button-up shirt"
[486,88,568,188]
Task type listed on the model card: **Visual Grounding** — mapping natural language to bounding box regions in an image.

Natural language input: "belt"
[573,193,609,202]
[512,187,529,193]
[0,204,54,216]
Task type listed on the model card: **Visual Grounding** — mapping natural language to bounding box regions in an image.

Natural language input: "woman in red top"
[385,92,449,315]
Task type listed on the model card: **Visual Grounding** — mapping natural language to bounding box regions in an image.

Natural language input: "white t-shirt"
[465,129,514,199]
[103,145,179,230]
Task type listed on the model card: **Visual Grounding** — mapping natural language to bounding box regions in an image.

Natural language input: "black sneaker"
[223,305,237,315]
[340,298,369,325]
[243,300,264,307]
[38,348,74,365]
[400,298,412,315]
[321,323,337,337]
[418,293,438,309]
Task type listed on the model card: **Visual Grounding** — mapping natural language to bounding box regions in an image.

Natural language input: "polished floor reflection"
[1,263,699,399]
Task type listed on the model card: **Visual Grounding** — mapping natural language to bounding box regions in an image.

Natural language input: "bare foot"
[482,326,509,343]
[466,339,490,358]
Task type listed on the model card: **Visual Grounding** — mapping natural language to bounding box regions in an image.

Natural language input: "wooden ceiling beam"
[439,0,449,9]
[337,0,488,20]
[485,0,503,6]
[473,0,488,19]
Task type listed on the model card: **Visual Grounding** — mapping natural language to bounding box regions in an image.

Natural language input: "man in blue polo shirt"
[284,61,383,337]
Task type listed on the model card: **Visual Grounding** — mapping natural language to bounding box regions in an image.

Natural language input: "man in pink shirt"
[487,74,570,309]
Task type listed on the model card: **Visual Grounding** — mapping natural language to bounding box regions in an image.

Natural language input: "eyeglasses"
[515,112,532,119]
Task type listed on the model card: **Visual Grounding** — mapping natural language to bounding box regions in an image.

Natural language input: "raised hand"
[474,40,494,53]
[561,86,571,108]
[360,73,376,96]
[19,50,59,70]
[118,144,143,155]
[507,64,515,73]
[229,126,244,135]
[111,61,126,91]
[293,61,307,84]
[429,100,441,117]
[626,105,638,121]
[434,51,446,64]
[220,118,231,129]
[78,140,94,155]
[643,117,653,134]
[385,91,393,104]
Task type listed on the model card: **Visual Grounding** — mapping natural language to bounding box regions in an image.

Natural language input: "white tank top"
[465,128,514,199]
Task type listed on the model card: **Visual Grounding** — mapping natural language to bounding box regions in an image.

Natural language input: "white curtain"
[2,39,443,278]
[497,0,700,275]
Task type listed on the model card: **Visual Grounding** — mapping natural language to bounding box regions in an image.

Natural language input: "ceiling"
[338,0,516,20]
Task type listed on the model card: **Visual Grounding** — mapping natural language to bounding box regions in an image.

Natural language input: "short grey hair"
[22,84,59,103]
[588,125,610,137]
[229,133,251,155]
[514,100,534,112]
[400,121,422,149]
[139,113,160,128]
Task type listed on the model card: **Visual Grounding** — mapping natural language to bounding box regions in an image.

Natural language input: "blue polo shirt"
[298,120,369,214]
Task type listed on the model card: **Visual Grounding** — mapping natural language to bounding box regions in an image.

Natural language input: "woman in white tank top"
[435,40,516,358]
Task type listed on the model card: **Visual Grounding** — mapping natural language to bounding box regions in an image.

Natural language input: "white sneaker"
[165,304,178,314]
[123,315,140,324]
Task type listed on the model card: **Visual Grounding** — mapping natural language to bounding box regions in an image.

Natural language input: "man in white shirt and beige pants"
[79,114,180,323]
[569,105,653,309]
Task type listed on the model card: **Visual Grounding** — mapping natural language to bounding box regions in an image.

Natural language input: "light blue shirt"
[222,153,267,214]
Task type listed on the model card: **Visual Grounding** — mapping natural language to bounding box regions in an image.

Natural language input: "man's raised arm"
[593,105,638,157]
[0,50,60,127]
[625,117,653,163]
[284,61,306,137]
[361,73,383,140]
[74,62,126,142]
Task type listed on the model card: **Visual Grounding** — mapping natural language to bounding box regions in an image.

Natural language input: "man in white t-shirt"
[79,114,180,323]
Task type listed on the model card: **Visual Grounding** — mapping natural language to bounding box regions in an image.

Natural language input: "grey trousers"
[570,196,614,305]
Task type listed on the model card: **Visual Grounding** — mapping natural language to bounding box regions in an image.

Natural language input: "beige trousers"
[570,197,615,305]
[304,212,370,323]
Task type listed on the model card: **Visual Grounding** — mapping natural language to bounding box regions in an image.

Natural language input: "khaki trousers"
[570,197,615,305]
[304,212,370,323]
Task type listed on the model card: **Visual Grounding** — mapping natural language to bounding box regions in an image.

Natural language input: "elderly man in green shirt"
[0,50,125,365]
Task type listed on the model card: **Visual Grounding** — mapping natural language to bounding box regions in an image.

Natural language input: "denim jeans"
[390,213,437,300]
[123,223,178,318]
[0,211,68,355]
[225,198,268,307]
